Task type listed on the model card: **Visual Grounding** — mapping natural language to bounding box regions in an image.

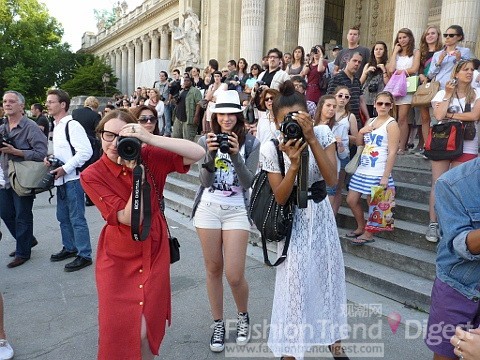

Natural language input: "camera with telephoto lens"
[39,157,65,188]
[117,136,142,161]
[280,112,304,143]
[216,133,231,154]
[0,134,14,148]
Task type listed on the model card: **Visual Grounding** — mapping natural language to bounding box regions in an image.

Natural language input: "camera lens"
[117,136,142,160]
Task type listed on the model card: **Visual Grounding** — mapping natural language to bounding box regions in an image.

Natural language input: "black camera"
[311,47,318,54]
[0,134,14,148]
[447,105,460,114]
[39,157,64,188]
[216,133,231,153]
[256,80,266,87]
[117,136,142,161]
[280,112,303,143]
[368,82,379,92]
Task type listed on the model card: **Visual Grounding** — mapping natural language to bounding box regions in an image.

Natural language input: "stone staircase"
[164,154,436,313]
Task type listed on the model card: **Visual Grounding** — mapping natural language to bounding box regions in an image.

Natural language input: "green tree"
[0,0,79,103]
[61,56,118,98]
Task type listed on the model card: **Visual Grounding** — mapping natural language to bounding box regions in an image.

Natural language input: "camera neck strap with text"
[131,163,152,241]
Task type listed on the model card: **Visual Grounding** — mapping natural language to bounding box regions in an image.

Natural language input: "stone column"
[121,45,128,95]
[110,51,116,70]
[393,0,429,46]
[127,42,135,94]
[150,30,160,59]
[440,0,480,51]
[134,38,142,64]
[239,0,266,67]
[115,48,122,92]
[142,34,150,62]
[298,0,325,51]
[160,25,169,60]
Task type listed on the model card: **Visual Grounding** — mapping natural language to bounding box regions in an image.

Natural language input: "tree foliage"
[60,56,118,98]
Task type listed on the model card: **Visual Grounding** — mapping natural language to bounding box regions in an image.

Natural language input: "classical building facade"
[80,0,480,96]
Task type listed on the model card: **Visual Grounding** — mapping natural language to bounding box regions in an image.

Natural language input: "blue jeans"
[56,180,92,260]
[0,188,35,259]
[163,103,175,136]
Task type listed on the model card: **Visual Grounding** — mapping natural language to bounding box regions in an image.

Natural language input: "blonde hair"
[84,96,99,109]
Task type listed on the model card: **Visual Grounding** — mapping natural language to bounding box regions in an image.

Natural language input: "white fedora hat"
[211,90,244,114]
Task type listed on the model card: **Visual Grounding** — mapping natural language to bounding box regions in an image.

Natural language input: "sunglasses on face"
[138,115,158,124]
[336,94,350,99]
[265,97,274,102]
[376,101,392,107]
[443,33,458,38]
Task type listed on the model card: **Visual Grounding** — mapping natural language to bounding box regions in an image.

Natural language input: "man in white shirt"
[45,89,93,272]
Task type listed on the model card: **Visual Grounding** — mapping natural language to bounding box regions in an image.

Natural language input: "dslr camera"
[216,133,231,154]
[39,157,65,188]
[311,46,318,54]
[0,134,15,148]
[280,112,303,143]
[117,136,142,161]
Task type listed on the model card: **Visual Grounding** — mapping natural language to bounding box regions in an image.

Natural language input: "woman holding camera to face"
[425,60,480,243]
[80,110,205,360]
[301,45,327,104]
[192,90,260,353]
[360,41,389,117]
[261,81,349,360]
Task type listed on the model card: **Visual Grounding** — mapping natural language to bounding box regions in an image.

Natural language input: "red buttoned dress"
[80,147,189,359]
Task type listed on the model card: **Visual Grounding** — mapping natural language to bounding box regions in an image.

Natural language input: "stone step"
[339,228,436,281]
[343,253,432,312]
[394,153,432,171]
[337,206,437,252]
[392,168,432,187]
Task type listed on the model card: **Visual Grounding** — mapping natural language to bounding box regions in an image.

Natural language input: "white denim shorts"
[193,201,250,231]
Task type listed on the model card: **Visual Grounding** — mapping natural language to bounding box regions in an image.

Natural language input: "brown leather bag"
[412,79,440,107]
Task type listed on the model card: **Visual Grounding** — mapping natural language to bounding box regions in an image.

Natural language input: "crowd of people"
[1,23,480,360]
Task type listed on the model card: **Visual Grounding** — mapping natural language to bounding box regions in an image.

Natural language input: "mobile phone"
[450,79,458,86]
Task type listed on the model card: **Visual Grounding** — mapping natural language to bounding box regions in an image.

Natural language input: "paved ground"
[1,191,433,359]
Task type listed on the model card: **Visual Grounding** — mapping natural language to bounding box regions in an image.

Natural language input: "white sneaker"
[236,312,250,345]
[0,339,14,360]
[426,222,439,243]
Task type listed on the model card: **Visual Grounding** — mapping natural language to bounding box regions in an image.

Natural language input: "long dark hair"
[130,105,160,135]
[210,112,247,147]
[368,41,388,73]
[395,28,415,57]
[272,80,308,123]
[314,95,336,127]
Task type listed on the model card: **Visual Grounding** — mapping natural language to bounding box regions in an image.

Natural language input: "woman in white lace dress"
[260,81,349,360]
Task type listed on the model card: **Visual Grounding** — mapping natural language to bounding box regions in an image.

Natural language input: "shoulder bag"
[145,165,180,264]
[424,121,464,161]
[345,145,364,174]
[411,78,440,107]
[249,139,294,267]
[8,160,52,196]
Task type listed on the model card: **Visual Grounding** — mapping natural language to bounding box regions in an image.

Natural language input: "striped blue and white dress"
[349,117,395,194]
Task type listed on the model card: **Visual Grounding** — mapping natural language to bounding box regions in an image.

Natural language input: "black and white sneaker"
[236,312,250,345]
[210,320,225,352]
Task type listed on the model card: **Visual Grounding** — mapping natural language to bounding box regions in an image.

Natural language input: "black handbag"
[249,139,294,266]
[424,121,464,161]
[145,166,180,264]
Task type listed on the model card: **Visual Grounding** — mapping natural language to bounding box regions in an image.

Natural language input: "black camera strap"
[296,147,309,209]
[131,164,152,241]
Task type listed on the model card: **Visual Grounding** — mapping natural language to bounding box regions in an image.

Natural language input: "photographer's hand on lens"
[119,123,151,143]
[292,111,315,143]
[279,138,307,171]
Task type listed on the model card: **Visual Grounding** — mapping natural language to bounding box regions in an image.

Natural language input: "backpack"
[65,120,100,173]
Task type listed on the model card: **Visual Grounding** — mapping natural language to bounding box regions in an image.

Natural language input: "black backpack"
[65,120,100,173]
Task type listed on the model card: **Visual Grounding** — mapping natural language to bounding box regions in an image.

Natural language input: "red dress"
[306,61,327,104]
[80,147,189,360]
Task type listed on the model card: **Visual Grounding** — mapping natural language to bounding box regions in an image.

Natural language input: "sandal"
[345,231,364,238]
[349,236,375,246]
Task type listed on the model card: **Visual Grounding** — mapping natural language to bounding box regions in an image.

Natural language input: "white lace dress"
[260,125,348,359]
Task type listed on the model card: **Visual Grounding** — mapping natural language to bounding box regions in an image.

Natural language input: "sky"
[41,0,144,52]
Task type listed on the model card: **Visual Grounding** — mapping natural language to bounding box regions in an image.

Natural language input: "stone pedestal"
[239,0,266,66]
[298,0,325,51]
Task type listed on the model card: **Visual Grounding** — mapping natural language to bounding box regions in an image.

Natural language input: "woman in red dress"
[302,45,328,104]
[80,110,205,360]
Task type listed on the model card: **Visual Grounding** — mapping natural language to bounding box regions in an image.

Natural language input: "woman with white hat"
[192,90,260,353]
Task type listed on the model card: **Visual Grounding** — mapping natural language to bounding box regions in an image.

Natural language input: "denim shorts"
[193,201,250,231]
[425,277,480,358]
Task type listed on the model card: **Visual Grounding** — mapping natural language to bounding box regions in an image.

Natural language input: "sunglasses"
[138,115,158,124]
[336,94,350,99]
[443,33,459,38]
[265,97,274,102]
[376,101,392,107]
